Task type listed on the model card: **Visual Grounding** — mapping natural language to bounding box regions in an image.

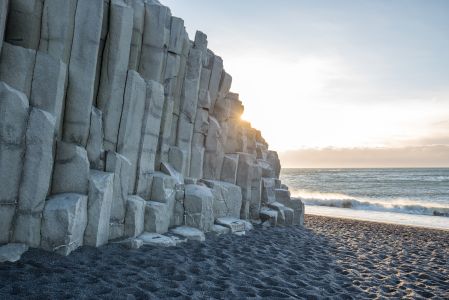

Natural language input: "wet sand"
[1,215,448,299]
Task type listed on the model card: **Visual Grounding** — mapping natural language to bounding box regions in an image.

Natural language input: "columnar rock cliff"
[0,0,304,255]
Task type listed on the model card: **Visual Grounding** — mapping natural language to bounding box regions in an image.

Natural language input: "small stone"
[137,232,176,247]
[170,226,205,242]
[0,243,29,263]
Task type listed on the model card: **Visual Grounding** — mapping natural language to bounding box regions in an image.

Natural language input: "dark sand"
[1,215,448,299]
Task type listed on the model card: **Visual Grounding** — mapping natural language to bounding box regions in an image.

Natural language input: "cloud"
[279,145,449,168]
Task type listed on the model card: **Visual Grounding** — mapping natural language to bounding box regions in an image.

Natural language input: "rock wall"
[0,0,304,255]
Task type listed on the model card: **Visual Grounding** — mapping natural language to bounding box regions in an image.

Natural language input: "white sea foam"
[291,189,449,217]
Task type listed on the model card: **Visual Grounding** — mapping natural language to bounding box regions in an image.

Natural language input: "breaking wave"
[291,190,449,218]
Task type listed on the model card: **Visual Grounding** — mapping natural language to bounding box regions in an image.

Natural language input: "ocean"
[280,168,449,230]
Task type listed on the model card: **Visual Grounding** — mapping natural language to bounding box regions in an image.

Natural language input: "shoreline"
[1,215,448,299]
[306,212,449,232]
[305,205,449,231]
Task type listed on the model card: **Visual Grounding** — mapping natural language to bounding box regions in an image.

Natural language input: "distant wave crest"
[291,190,449,218]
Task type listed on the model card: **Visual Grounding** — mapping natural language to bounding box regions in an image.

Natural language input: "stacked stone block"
[0,0,303,255]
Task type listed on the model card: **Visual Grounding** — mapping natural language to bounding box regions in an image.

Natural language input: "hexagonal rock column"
[124,196,145,238]
[39,0,77,64]
[5,0,43,50]
[220,154,239,184]
[0,43,36,98]
[30,51,67,139]
[184,185,214,232]
[84,171,114,247]
[200,180,242,219]
[0,82,28,244]
[235,152,257,220]
[266,151,281,179]
[0,0,9,55]
[124,0,145,70]
[97,0,133,152]
[275,189,305,226]
[86,107,104,170]
[144,201,170,234]
[105,151,131,240]
[268,202,294,226]
[135,80,164,198]
[139,3,170,82]
[51,141,90,195]
[41,193,88,256]
[63,0,103,146]
[262,178,277,205]
[13,108,56,247]
[117,70,146,194]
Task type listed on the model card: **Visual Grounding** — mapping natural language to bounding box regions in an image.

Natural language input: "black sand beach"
[1,215,448,299]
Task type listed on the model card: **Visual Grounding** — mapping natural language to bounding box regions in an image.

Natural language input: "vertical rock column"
[0,43,36,98]
[116,70,146,194]
[189,31,209,179]
[13,109,56,247]
[39,0,77,64]
[135,80,165,199]
[5,0,43,50]
[63,0,103,146]
[125,0,145,71]
[176,47,202,176]
[0,83,29,244]
[140,3,172,167]
[0,0,8,55]
[97,0,133,152]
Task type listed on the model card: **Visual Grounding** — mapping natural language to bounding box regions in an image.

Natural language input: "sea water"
[280,168,449,230]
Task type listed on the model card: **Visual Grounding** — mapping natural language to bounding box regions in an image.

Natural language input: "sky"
[162,0,449,167]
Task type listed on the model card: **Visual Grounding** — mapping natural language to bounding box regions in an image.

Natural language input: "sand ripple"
[0,215,448,299]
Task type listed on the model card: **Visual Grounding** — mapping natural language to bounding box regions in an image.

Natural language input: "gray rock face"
[97,0,133,152]
[106,151,131,226]
[170,226,205,242]
[267,151,281,179]
[219,147,239,171]
[215,217,246,233]
[0,243,28,263]
[260,207,278,226]
[276,190,305,226]
[262,178,277,205]
[0,43,35,98]
[125,196,146,238]
[0,0,294,255]
[5,0,42,50]
[13,109,55,247]
[41,194,88,256]
[144,201,170,234]
[236,153,257,220]
[52,141,90,195]
[84,171,114,247]
[63,0,103,146]
[117,70,146,193]
[135,80,165,198]
[201,180,242,219]
[139,3,170,82]
[268,202,294,226]
[125,0,145,70]
[137,232,176,247]
[212,224,230,235]
[39,0,77,63]
[0,83,29,244]
[184,185,214,232]
[86,107,104,170]
[0,82,29,207]
[30,51,67,138]
[0,0,8,55]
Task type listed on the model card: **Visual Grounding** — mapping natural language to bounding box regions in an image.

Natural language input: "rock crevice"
[0,0,304,255]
